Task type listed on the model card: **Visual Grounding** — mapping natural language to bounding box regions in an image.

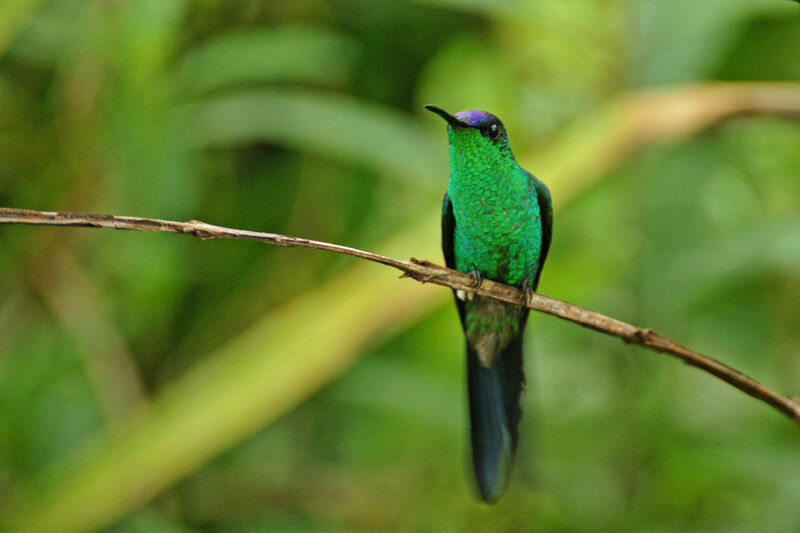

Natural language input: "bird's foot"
[519,277,535,306]
[456,271,483,301]
[468,270,483,288]
[520,285,534,306]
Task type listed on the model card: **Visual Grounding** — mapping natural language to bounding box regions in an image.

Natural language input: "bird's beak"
[424,105,468,128]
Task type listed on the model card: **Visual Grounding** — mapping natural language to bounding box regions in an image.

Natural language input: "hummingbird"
[425,105,552,503]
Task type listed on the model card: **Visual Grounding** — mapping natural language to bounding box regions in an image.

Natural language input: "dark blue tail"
[467,332,525,503]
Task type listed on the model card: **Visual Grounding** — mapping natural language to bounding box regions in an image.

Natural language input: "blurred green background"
[2,1,800,531]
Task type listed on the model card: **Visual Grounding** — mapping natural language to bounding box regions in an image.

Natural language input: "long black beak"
[424,105,467,128]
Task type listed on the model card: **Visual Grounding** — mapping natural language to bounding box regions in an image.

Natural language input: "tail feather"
[467,332,525,503]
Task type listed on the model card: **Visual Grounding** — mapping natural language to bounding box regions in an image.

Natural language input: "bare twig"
[2,207,799,424]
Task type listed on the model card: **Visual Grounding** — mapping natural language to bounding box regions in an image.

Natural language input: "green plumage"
[447,126,543,284]
[427,105,552,503]
[446,125,544,367]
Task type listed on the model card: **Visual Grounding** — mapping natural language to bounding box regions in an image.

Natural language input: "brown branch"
[2,207,800,425]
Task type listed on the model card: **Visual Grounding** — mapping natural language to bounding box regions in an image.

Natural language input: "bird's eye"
[486,123,500,141]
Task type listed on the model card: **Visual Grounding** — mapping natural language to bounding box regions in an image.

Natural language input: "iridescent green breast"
[447,128,542,286]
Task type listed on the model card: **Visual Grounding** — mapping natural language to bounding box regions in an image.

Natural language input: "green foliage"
[1,1,800,532]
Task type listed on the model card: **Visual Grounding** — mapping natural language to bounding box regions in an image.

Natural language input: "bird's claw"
[517,276,535,306]
[520,285,534,306]
[468,270,483,288]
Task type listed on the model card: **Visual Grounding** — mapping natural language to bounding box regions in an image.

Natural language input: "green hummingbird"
[425,105,552,503]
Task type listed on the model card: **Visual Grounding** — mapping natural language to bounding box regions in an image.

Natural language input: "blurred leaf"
[416,1,627,141]
[410,0,539,22]
[416,36,518,127]
[109,509,198,533]
[2,0,81,64]
[329,357,462,429]
[175,26,360,98]
[646,218,800,311]
[113,0,190,86]
[636,0,796,84]
[0,0,45,57]
[180,89,445,187]
[719,15,800,81]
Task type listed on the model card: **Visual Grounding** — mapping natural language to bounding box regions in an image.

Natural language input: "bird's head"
[425,105,513,162]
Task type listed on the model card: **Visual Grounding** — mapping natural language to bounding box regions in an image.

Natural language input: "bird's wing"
[442,193,466,324]
[529,172,553,290]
